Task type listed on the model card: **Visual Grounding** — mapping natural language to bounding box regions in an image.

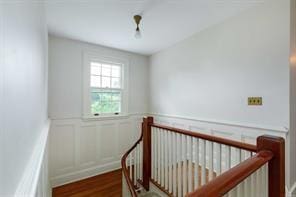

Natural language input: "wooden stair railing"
[187,135,285,197]
[121,123,144,197]
[187,150,273,196]
[121,116,285,197]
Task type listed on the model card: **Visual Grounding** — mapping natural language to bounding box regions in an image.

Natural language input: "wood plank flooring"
[52,162,214,197]
[52,169,122,197]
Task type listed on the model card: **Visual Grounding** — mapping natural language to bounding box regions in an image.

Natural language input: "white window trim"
[82,51,129,119]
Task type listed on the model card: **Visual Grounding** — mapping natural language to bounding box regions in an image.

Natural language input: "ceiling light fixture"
[133,15,142,39]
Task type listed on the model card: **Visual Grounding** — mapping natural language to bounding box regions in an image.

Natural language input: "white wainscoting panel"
[49,115,143,187]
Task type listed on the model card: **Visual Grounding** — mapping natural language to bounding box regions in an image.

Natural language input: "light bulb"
[134,29,141,39]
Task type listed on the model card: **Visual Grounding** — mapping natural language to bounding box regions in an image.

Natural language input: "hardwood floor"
[52,169,122,197]
[52,162,213,197]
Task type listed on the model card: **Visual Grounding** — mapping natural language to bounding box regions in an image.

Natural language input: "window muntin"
[89,61,123,115]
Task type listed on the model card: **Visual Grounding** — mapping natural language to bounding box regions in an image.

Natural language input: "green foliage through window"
[91,91,121,114]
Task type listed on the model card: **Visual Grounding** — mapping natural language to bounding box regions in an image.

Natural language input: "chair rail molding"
[149,113,288,134]
[15,119,51,197]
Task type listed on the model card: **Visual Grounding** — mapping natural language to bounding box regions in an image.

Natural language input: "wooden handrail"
[121,124,144,197]
[151,123,257,152]
[186,150,274,197]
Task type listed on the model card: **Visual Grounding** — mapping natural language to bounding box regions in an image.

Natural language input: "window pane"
[111,77,121,88]
[100,92,112,101]
[91,62,101,75]
[111,101,120,112]
[91,91,121,114]
[90,76,101,87]
[100,102,112,113]
[102,64,111,76]
[112,92,121,101]
[102,76,111,88]
[112,66,121,77]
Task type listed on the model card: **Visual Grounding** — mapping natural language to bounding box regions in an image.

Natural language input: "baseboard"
[50,160,122,187]
[15,120,51,197]
[287,182,296,197]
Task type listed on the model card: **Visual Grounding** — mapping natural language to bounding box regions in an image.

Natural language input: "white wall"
[149,0,290,130]
[48,36,149,186]
[0,1,49,196]
[48,35,149,119]
[149,0,294,191]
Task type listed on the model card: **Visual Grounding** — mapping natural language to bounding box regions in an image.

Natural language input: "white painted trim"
[50,112,148,121]
[286,182,296,197]
[82,51,130,118]
[50,160,121,187]
[82,113,130,121]
[149,113,288,133]
[15,119,51,197]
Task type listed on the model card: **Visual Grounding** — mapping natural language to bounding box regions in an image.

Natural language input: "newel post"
[257,135,285,197]
[142,116,153,191]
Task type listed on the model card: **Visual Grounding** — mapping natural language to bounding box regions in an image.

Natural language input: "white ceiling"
[46,0,263,55]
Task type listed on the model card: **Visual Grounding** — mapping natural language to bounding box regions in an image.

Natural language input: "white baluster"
[138,144,141,181]
[173,132,177,196]
[250,171,255,197]
[255,168,259,195]
[229,187,237,197]
[182,135,187,196]
[137,144,140,183]
[165,130,168,190]
[226,146,231,170]
[188,136,193,193]
[243,178,247,197]
[238,148,242,163]
[177,133,182,197]
[248,151,252,158]
[264,164,268,196]
[129,154,132,180]
[216,143,221,175]
[237,181,243,197]
[208,141,214,181]
[140,141,143,180]
[161,129,165,186]
[201,139,206,185]
[134,149,137,186]
[240,149,245,162]
[258,166,263,196]
[194,138,199,189]
[168,132,172,193]
[158,128,161,184]
[154,127,158,181]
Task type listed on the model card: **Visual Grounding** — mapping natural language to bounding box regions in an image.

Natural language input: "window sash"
[90,88,122,115]
[90,74,122,89]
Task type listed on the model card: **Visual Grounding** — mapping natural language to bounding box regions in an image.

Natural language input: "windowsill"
[82,113,129,121]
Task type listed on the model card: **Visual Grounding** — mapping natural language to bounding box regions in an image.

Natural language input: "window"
[83,52,128,118]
